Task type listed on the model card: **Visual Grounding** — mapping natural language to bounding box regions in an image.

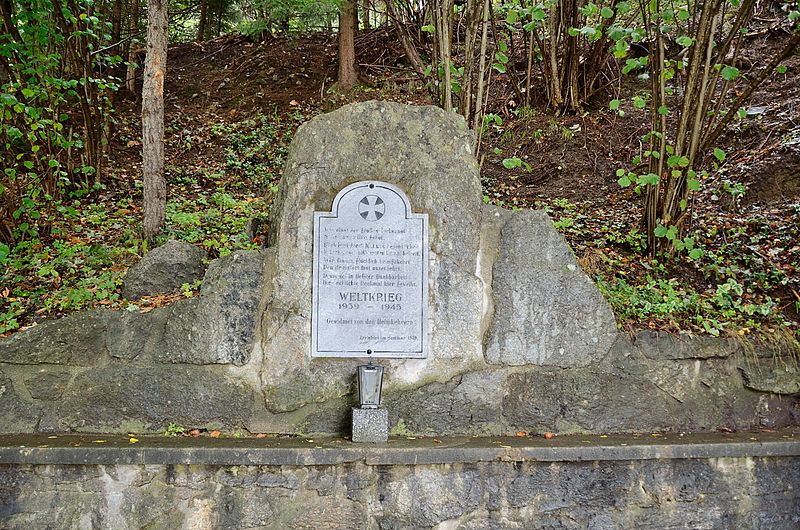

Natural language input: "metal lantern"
[357,363,384,409]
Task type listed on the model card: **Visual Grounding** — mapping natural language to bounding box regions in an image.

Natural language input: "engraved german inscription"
[312,181,429,358]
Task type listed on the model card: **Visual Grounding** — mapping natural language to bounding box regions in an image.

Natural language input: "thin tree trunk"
[362,0,371,29]
[196,0,207,41]
[126,0,140,94]
[142,0,167,241]
[386,0,426,76]
[111,0,123,54]
[471,0,490,136]
[338,0,359,89]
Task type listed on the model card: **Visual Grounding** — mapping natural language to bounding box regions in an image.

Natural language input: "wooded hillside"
[1,0,798,350]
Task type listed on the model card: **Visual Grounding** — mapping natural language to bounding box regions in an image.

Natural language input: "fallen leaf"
[92,440,106,443]
[210,430,221,438]
[189,429,201,437]
[289,100,299,106]
[256,433,268,438]
[515,431,527,437]
[129,438,139,443]
[544,432,554,440]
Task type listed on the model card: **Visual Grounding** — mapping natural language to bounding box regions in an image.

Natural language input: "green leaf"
[600,7,614,18]
[21,88,35,99]
[777,65,788,74]
[689,248,702,260]
[502,157,522,169]
[609,99,620,110]
[654,225,668,237]
[639,173,659,185]
[713,147,726,162]
[493,63,507,74]
[496,52,509,64]
[421,24,434,33]
[506,10,518,24]
[0,243,9,260]
[666,226,678,240]
[498,41,508,53]
[676,36,693,47]
[687,178,700,191]
[632,96,646,108]
[618,174,632,187]
[657,105,669,116]
[532,8,546,21]
[721,66,740,81]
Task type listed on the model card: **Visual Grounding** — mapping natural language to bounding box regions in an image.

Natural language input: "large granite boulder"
[484,208,618,367]
[262,100,488,412]
[122,240,207,299]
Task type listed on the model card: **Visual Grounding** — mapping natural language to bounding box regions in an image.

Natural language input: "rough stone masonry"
[0,100,797,435]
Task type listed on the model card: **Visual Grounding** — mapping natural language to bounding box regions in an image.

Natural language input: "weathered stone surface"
[606,335,799,431]
[159,249,273,365]
[486,209,618,367]
[0,370,40,433]
[122,239,207,300]
[0,309,111,366]
[22,368,72,400]
[1,456,798,529]
[385,370,506,435]
[635,330,739,359]
[56,365,256,432]
[502,368,675,433]
[740,358,800,395]
[262,100,486,410]
[105,308,169,360]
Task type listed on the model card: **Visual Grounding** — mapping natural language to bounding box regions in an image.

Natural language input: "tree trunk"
[125,0,140,94]
[142,0,167,241]
[111,0,123,54]
[196,0,207,41]
[338,0,358,90]
[386,0,426,76]
[362,0,371,29]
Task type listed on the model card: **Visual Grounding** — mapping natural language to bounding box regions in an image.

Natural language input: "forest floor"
[1,25,799,348]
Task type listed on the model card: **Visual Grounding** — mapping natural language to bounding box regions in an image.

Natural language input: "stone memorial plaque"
[312,181,429,358]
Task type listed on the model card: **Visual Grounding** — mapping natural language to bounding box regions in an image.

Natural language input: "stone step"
[1,431,797,466]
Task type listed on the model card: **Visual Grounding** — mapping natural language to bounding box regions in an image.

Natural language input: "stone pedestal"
[352,407,388,443]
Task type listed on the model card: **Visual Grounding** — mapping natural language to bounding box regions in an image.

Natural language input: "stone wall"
[2,456,798,528]
[0,101,797,436]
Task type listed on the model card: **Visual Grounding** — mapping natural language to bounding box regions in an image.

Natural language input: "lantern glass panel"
[358,364,384,408]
